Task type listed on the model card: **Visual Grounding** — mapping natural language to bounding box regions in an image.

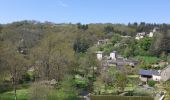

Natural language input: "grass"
[134,56,160,64]
[127,75,139,78]
[0,88,29,100]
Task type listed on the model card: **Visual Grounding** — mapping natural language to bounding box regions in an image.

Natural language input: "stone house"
[139,65,170,82]
[160,65,170,81]
[139,70,161,82]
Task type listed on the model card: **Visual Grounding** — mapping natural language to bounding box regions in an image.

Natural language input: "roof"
[111,50,117,53]
[139,69,160,76]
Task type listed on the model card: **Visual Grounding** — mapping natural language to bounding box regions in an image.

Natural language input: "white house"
[148,27,159,37]
[153,27,159,33]
[135,32,146,40]
[135,36,144,40]
[152,70,161,81]
[149,32,154,37]
[96,51,103,60]
[110,51,117,60]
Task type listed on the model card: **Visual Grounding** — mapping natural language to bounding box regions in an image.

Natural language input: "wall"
[161,66,170,81]
[97,53,102,60]
[152,75,161,81]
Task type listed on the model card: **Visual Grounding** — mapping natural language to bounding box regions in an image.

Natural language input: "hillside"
[0,20,170,100]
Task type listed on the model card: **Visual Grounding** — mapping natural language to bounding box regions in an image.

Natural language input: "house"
[139,70,161,82]
[160,65,170,81]
[97,39,108,45]
[149,32,154,37]
[98,50,138,72]
[139,65,170,82]
[148,27,159,37]
[126,59,138,67]
[110,51,117,60]
[135,32,146,40]
[96,51,103,60]
[153,27,159,33]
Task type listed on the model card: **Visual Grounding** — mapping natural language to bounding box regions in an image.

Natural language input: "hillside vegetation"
[0,21,170,100]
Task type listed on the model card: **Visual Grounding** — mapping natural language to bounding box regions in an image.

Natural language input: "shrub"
[148,80,156,87]
[28,82,53,100]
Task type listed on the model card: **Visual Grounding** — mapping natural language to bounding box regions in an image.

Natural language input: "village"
[1,0,170,100]
[93,27,170,100]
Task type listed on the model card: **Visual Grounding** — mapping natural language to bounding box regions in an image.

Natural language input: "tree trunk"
[14,82,17,100]
[12,76,17,100]
[12,69,17,100]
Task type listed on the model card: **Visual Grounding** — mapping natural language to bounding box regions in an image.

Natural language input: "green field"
[134,56,160,64]
[0,89,29,100]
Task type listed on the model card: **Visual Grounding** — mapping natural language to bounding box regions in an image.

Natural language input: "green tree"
[115,72,127,92]
[104,25,114,34]
[139,37,152,51]
[110,34,122,46]
[73,34,91,53]
[150,30,170,57]
[3,42,29,100]
[77,23,88,30]
[32,33,75,81]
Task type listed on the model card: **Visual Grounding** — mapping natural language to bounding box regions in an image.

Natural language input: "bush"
[148,80,156,87]
[75,79,88,88]
[28,82,53,100]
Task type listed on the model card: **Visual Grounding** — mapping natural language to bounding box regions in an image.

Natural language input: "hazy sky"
[0,0,170,24]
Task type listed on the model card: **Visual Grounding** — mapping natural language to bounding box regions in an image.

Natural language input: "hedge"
[90,95,154,100]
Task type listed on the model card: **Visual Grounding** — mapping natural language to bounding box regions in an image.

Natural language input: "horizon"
[1,0,170,24]
[1,20,170,25]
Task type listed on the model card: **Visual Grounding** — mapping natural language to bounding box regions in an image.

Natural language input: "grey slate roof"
[139,69,160,76]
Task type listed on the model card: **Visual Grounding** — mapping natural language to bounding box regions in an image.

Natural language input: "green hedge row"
[90,95,154,100]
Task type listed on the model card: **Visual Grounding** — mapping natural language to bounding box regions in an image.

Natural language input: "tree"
[150,30,170,57]
[139,37,152,51]
[3,42,29,100]
[86,47,99,92]
[115,72,127,92]
[73,34,90,53]
[32,33,75,82]
[77,23,88,30]
[110,34,122,46]
[29,77,78,100]
[104,25,114,34]
[124,47,133,58]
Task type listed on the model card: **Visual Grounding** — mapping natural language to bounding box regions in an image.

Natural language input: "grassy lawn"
[0,88,29,100]
[127,75,139,78]
[134,56,160,64]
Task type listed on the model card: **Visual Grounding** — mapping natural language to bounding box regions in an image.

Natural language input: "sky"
[0,0,170,24]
